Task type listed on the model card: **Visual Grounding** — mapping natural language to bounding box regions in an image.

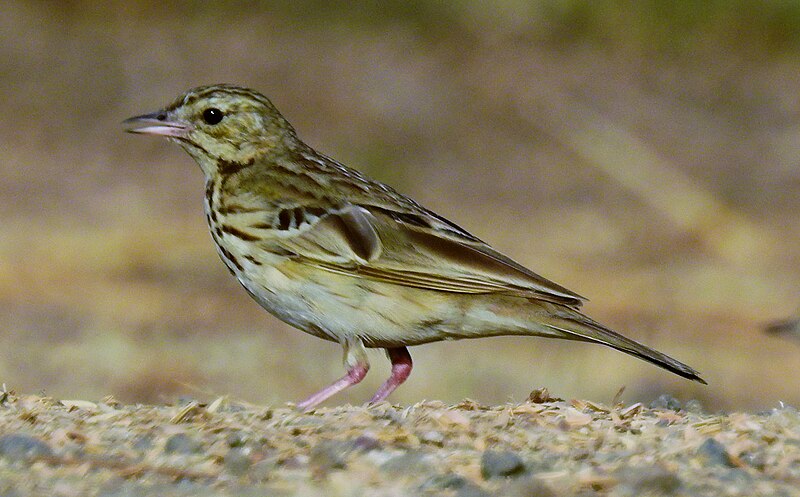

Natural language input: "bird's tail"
[540,307,707,384]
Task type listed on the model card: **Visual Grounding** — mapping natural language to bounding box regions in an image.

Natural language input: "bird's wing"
[265,201,585,307]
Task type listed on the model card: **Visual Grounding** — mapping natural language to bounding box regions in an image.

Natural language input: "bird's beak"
[123,111,191,138]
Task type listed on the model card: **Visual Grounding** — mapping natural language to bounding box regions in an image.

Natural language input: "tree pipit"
[125,85,705,410]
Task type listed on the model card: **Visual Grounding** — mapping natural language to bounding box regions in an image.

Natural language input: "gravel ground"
[0,388,798,497]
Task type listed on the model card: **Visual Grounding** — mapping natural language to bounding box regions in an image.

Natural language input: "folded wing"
[268,202,585,308]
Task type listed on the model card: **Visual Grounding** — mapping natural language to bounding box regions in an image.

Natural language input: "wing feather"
[269,201,584,307]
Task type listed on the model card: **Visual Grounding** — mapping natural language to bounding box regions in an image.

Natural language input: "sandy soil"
[0,389,798,496]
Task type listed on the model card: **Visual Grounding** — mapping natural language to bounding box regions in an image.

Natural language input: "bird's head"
[124,84,297,176]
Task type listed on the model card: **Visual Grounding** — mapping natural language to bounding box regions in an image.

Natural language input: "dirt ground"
[0,389,798,497]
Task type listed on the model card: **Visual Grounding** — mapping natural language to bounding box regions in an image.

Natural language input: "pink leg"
[296,362,369,412]
[370,347,413,403]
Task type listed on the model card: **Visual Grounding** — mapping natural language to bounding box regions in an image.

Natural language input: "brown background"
[2,1,800,411]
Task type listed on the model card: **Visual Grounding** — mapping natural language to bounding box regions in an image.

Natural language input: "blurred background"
[2,0,800,412]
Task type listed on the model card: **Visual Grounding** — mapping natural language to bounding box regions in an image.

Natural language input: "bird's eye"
[202,108,224,125]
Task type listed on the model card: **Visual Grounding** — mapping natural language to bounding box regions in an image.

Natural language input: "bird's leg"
[296,338,369,412]
[370,347,413,403]
[295,364,368,412]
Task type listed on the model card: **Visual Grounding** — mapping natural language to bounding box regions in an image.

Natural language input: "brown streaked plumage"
[124,84,705,410]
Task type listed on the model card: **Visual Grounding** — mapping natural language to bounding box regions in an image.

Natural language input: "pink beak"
[123,111,190,138]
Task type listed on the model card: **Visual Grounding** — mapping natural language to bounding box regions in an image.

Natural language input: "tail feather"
[545,310,707,384]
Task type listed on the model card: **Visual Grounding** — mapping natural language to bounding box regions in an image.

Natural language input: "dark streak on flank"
[221,224,261,241]
[250,222,272,229]
[244,254,262,266]
[219,246,243,272]
[205,180,218,223]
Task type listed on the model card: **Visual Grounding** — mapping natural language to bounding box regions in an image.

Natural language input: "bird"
[124,84,705,410]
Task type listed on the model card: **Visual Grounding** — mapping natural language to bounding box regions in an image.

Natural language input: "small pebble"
[626,466,681,495]
[309,441,348,474]
[131,434,154,452]
[684,399,705,414]
[419,430,445,446]
[740,451,766,470]
[504,476,557,497]
[456,483,493,497]
[420,473,469,491]
[717,467,753,484]
[163,433,203,455]
[0,434,53,462]
[481,450,526,479]
[249,456,280,482]
[697,438,736,467]
[224,447,253,476]
[371,407,404,425]
[226,431,248,448]
[350,434,382,452]
[281,454,309,469]
[650,394,682,411]
[381,451,429,474]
